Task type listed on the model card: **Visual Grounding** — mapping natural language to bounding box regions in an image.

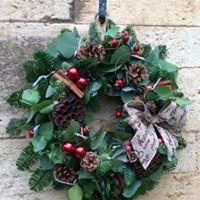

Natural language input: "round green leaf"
[22,89,40,105]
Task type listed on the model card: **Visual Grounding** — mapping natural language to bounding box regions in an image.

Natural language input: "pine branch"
[29,168,53,192]
[158,45,167,59]
[6,90,25,107]
[16,144,40,171]
[89,22,101,44]
[6,118,28,136]
[177,137,187,149]
[23,50,57,83]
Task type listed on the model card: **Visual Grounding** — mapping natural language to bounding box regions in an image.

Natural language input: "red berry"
[115,111,123,118]
[75,147,86,158]
[116,79,125,89]
[122,34,130,43]
[111,38,119,47]
[62,142,75,155]
[82,127,89,135]
[28,130,34,138]
[133,44,140,53]
[67,67,80,80]
[158,138,164,145]
[76,77,88,90]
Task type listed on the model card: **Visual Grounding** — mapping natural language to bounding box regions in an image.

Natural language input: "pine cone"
[113,173,126,189]
[77,44,105,61]
[133,153,162,179]
[80,151,100,172]
[146,101,157,114]
[128,63,147,84]
[53,164,76,184]
[52,95,85,129]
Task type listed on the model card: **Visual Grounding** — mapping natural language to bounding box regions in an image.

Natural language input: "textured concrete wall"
[0,0,199,200]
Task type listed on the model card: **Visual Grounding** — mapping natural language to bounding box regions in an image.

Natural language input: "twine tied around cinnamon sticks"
[54,70,84,98]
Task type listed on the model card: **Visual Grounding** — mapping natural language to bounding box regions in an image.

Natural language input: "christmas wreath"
[6,19,190,200]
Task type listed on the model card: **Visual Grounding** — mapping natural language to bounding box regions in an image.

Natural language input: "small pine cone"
[77,44,105,61]
[54,164,76,184]
[146,101,157,114]
[128,63,147,84]
[113,173,126,189]
[52,95,85,129]
[80,151,100,172]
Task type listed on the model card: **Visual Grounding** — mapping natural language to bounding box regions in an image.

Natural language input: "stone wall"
[0,0,199,199]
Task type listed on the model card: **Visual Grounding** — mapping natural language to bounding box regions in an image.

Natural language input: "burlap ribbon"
[123,100,187,170]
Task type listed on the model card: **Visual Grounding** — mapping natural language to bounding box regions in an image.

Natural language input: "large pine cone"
[133,153,162,179]
[128,63,147,84]
[52,96,85,129]
[77,44,105,61]
[80,151,100,172]
[53,164,76,184]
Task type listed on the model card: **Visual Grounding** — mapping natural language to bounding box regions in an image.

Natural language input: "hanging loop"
[98,0,107,24]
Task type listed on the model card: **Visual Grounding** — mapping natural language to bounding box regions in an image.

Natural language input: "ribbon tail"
[155,124,178,161]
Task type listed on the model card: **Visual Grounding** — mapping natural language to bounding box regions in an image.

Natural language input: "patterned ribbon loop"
[123,100,187,170]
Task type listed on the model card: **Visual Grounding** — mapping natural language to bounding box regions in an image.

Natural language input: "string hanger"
[98,0,107,24]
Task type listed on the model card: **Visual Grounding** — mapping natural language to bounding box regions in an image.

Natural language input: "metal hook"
[98,0,107,24]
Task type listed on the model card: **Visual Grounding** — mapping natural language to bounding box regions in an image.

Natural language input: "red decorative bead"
[115,111,123,118]
[122,33,130,43]
[111,38,119,47]
[133,44,140,53]
[28,130,34,138]
[76,77,88,90]
[82,127,89,135]
[62,142,75,155]
[75,147,86,158]
[116,79,125,89]
[66,67,80,80]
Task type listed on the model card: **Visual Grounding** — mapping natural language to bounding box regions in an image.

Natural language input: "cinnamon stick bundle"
[54,70,84,98]
[150,80,172,89]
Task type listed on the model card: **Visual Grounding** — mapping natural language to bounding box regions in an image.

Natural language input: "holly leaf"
[53,31,79,58]
[111,45,131,66]
[122,180,142,198]
[68,183,83,200]
[22,89,41,105]
[39,122,54,141]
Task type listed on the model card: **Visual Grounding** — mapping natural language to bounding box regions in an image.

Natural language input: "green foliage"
[63,120,80,141]
[177,137,187,149]
[122,180,142,198]
[97,154,112,174]
[29,168,53,192]
[40,155,55,170]
[90,130,107,150]
[105,26,120,38]
[89,22,101,44]
[148,165,163,181]
[6,118,28,135]
[158,45,167,59]
[175,97,191,107]
[162,156,178,171]
[68,183,83,200]
[88,96,101,112]
[23,51,57,83]
[6,90,24,107]
[16,144,40,171]
[154,86,173,100]
[21,89,41,105]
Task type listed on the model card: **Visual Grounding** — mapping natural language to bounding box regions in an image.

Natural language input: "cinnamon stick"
[54,71,84,99]
[150,80,172,89]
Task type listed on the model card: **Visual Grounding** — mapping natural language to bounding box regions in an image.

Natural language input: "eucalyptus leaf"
[40,155,55,170]
[53,31,79,58]
[111,45,131,66]
[39,121,54,141]
[22,89,41,105]
[105,26,120,37]
[122,180,142,198]
[175,97,191,107]
[63,120,80,141]
[154,86,173,100]
[32,136,47,152]
[148,165,163,181]
[121,89,135,104]
[48,147,65,164]
[90,130,107,150]
[68,183,83,200]
[45,85,57,98]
